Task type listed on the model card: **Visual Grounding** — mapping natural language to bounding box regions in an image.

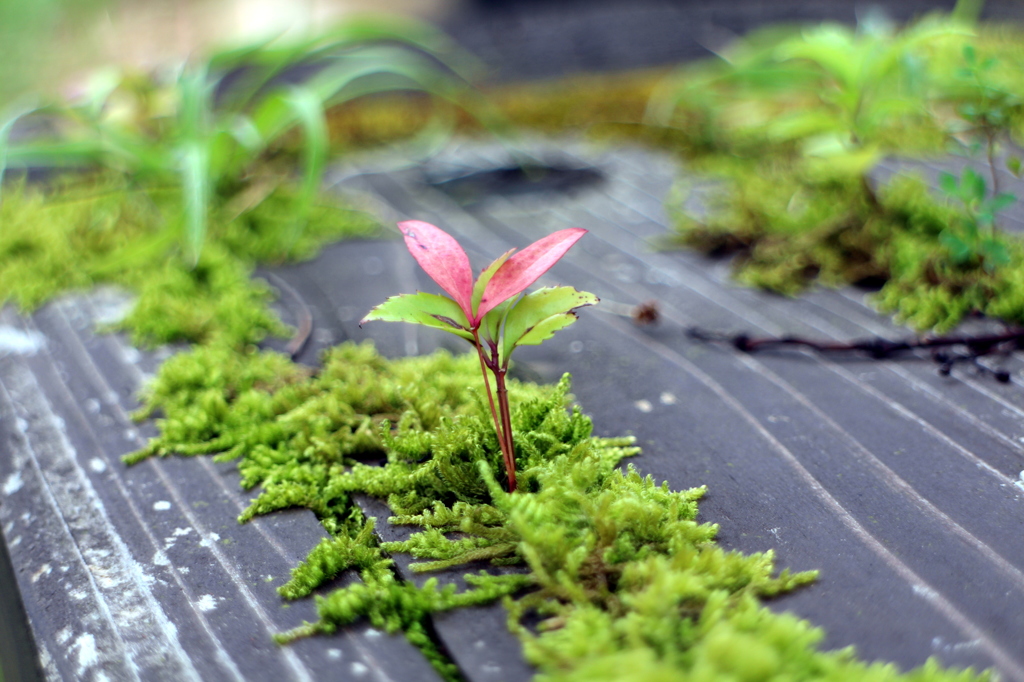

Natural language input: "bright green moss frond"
[130,336,989,681]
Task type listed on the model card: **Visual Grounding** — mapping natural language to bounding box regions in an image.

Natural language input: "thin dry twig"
[686,327,1024,382]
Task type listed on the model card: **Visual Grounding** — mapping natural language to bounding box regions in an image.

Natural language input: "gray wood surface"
[4,138,1024,680]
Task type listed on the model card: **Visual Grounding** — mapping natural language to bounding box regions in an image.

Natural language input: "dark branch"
[686,327,1023,383]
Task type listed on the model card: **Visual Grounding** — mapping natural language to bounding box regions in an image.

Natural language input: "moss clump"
[0,175,377,347]
[669,162,1024,332]
[646,18,1024,333]
[129,341,988,682]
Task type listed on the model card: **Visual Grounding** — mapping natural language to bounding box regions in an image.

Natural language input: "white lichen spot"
[196,594,218,612]
[68,589,88,601]
[481,663,502,674]
[327,649,342,660]
[474,640,486,650]
[84,398,101,414]
[9,535,21,548]
[659,391,677,405]
[55,626,72,645]
[74,633,99,672]
[172,527,193,537]
[199,532,221,548]
[88,458,107,474]
[932,636,981,654]
[912,584,938,600]
[0,326,45,355]
[3,470,24,495]
[634,399,653,413]
[123,428,138,442]
[365,629,381,639]
[122,347,141,364]
[152,551,170,567]
[350,662,368,677]
[178,567,189,575]
[31,563,52,583]
[766,415,790,424]
[152,501,171,511]
[15,417,28,434]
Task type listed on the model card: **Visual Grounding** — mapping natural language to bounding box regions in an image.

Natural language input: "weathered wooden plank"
[336,139,1024,678]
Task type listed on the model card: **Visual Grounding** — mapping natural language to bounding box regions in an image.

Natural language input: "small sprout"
[363,220,596,491]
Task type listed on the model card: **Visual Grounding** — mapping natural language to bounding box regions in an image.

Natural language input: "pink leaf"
[398,220,474,319]
[477,228,587,319]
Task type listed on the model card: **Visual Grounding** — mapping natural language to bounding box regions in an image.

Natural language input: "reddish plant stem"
[471,329,516,492]
[494,368,517,493]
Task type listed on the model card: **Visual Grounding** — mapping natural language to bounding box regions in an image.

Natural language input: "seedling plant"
[362,220,596,491]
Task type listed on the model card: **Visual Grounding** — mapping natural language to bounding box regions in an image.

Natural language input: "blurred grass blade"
[178,65,213,265]
[180,140,210,266]
[280,86,328,248]
[0,102,38,198]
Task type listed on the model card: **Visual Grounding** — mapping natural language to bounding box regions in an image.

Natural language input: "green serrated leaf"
[516,313,579,348]
[362,292,474,341]
[501,287,598,363]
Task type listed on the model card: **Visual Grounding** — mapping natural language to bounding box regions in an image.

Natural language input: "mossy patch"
[128,341,990,681]
[0,175,378,347]
[668,162,1024,332]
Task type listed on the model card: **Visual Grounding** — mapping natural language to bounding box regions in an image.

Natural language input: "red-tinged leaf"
[471,248,515,323]
[398,220,474,320]
[477,228,587,319]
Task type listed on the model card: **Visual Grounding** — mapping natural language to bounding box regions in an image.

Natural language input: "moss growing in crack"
[129,341,989,682]
[669,161,1024,332]
[0,175,377,348]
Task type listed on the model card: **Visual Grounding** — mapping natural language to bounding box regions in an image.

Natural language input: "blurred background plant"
[0,0,509,347]
[640,0,1024,331]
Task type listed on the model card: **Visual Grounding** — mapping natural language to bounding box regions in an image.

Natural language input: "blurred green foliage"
[651,2,1024,331]
[6,15,492,263]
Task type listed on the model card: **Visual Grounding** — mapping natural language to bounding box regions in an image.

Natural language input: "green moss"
[667,159,1024,332]
[0,175,377,348]
[128,341,989,682]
